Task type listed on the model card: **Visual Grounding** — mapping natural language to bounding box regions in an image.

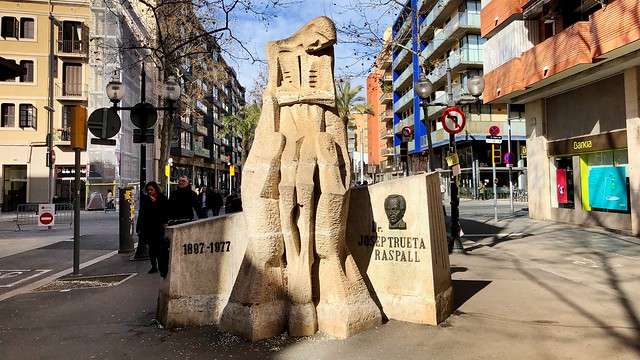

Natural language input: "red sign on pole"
[441,107,466,134]
[489,125,500,136]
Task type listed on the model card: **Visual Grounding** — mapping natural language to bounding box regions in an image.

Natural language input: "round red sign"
[39,212,54,225]
[441,107,466,134]
[489,125,500,136]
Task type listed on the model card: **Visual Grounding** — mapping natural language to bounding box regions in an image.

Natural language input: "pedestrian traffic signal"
[400,142,408,163]
[492,144,501,164]
[70,106,87,150]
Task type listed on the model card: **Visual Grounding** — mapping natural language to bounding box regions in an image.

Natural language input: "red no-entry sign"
[38,204,55,227]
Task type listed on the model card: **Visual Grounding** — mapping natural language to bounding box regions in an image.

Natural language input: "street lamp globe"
[163,76,180,102]
[106,76,125,104]
[415,73,433,100]
[467,75,485,97]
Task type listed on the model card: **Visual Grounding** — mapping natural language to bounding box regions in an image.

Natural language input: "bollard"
[118,187,135,253]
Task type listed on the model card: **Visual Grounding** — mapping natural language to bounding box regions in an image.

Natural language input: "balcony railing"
[380,129,394,139]
[393,65,414,92]
[380,110,393,122]
[55,83,88,99]
[57,39,88,56]
[394,91,414,113]
[54,128,70,142]
[379,92,393,104]
[381,148,395,157]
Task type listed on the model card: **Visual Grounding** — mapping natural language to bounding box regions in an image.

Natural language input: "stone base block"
[316,294,382,339]
[219,300,287,342]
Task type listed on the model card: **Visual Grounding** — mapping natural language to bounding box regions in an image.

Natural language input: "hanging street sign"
[441,107,466,134]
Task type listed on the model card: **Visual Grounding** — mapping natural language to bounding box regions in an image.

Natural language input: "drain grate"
[33,273,136,292]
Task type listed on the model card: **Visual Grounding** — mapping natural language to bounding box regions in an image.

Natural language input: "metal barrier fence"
[15,203,74,231]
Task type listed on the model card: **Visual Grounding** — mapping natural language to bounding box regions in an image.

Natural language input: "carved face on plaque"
[384,194,407,230]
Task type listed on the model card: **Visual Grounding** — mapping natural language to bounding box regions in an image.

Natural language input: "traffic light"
[400,141,408,163]
[70,106,87,150]
[492,144,502,165]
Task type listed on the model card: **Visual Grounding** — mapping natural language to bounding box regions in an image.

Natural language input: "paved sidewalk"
[0,200,638,359]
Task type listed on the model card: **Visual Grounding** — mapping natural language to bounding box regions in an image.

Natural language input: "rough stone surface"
[156,174,453,334]
[219,15,381,341]
[156,17,452,340]
[347,173,453,325]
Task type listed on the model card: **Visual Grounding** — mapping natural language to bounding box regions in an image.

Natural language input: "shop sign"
[548,130,627,156]
[56,165,87,179]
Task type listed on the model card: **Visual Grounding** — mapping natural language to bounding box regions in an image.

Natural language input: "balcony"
[54,127,70,143]
[194,146,211,158]
[520,21,591,88]
[379,92,393,104]
[381,148,394,157]
[480,0,523,38]
[392,39,413,69]
[394,91,414,114]
[380,110,393,122]
[55,83,88,100]
[421,11,480,63]
[195,123,208,136]
[483,57,524,103]
[195,100,208,115]
[380,129,394,139]
[590,0,640,59]
[420,0,455,38]
[393,65,414,92]
[57,39,88,57]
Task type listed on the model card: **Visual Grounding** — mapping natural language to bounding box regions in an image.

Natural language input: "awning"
[0,56,27,81]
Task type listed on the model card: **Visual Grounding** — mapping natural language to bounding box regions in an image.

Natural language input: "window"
[19,104,36,129]
[181,130,192,150]
[1,103,15,127]
[20,18,34,39]
[19,60,33,82]
[1,16,18,39]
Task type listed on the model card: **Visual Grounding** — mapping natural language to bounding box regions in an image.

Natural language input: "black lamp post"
[414,67,485,254]
[106,66,180,260]
[106,66,180,189]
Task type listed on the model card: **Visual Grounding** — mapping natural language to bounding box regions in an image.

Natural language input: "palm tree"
[219,103,261,169]
[335,80,371,129]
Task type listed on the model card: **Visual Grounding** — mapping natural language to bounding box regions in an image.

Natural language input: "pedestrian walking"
[136,181,170,276]
[169,175,200,222]
[225,188,242,214]
[199,186,209,218]
[106,189,114,210]
[207,188,224,216]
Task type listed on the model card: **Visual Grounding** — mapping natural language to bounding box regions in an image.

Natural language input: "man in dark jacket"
[169,176,199,222]
[225,188,242,213]
[206,188,224,216]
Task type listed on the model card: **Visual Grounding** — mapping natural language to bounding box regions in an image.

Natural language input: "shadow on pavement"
[452,279,491,310]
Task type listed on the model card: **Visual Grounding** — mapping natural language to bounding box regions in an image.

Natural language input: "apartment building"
[0,0,245,211]
[367,27,397,182]
[481,0,640,234]
[386,0,526,192]
[0,0,91,210]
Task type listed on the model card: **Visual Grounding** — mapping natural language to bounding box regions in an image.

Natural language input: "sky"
[224,0,394,101]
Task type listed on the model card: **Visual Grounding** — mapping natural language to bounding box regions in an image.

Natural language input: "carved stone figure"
[384,194,407,230]
[219,16,381,341]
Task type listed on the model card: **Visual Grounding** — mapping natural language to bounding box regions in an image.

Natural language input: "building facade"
[0,0,245,211]
[0,0,91,210]
[386,0,527,193]
[481,0,640,234]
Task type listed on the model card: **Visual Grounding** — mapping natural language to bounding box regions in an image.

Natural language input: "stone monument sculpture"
[219,16,382,341]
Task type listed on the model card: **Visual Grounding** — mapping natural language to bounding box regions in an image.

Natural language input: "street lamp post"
[414,66,484,254]
[106,66,180,188]
[106,66,180,260]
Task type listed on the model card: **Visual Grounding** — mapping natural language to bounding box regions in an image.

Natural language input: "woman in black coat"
[136,181,170,276]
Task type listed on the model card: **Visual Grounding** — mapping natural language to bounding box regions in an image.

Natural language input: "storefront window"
[581,150,629,213]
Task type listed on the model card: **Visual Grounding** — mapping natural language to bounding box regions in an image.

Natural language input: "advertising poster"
[588,166,628,211]
[556,169,568,204]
